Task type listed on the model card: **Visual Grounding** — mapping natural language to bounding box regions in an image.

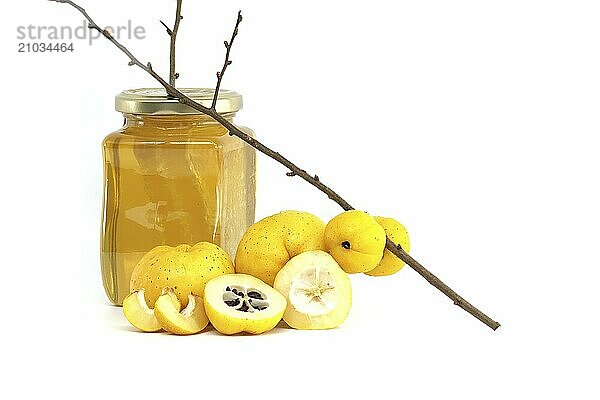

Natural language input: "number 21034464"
[18,42,74,53]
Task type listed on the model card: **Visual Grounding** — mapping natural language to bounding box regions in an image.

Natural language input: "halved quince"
[274,250,352,330]
[122,289,163,332]
[204,274,287,335]
[154,288,209,335]
[324,210,386,273]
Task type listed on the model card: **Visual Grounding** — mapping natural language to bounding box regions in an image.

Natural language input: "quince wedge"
[235,211,325,285]
[130,242,234,308]
[123,288,171,332]
[154,288,209,335]
[204,274,287,335]
[324,210,386,273]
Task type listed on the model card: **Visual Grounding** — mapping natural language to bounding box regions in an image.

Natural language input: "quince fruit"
[154,288,209,335]
[122,288,166,332]
[204,274,287,335]
[274,250,352,330]
[324,210,386,273]
[235,211,325,285]
[130,242,234,308]
[366,217,410,276]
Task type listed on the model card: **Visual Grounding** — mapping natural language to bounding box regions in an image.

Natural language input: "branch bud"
[224,41,229,48]
[128,61,135,66]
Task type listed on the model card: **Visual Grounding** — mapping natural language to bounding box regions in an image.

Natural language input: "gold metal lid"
[115,88,243,115]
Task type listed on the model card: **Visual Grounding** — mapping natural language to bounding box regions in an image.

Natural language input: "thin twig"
[159,20,173,36]
[211,10,242,109]
[386,239,500,329]
[50,0,500,331]
[164,0,183,86]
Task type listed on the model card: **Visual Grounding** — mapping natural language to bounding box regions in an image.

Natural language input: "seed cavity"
[223,286,269,313]
[289,267,338,316]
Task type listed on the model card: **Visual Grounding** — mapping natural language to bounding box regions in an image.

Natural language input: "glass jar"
[101,88,256,305]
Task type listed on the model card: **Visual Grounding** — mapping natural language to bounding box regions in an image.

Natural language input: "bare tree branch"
[167,0,183,86]
[211,10,242,109]
[49,0,500,331]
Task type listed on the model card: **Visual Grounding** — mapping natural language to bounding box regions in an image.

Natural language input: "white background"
[1,0,599,398]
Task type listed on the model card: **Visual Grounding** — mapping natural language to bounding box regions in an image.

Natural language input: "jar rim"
[115,88,243,115]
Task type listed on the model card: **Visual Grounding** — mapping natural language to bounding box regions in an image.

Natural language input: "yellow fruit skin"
[324,210,386,273]
[205,303,281,335]
[154,291,209,335]
[130,242,234,308]
[366,217,410,276]
[235,211,325,285]
[204,274,287,335]
[122,290,162,332]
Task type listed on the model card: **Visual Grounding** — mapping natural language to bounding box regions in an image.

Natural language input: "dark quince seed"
[249,301,267,311]
[225,286,231,291]
[238,301,250,312]
[341,241,351,249]
[225,298,240,307]
[247,291,264,300]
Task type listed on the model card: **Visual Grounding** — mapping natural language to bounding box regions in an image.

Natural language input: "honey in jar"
[101,88,256,305]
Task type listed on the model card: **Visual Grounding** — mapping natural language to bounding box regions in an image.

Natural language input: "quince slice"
[154,288,209,335]
[204,274,287,335]
[122,289,162,332]
[274,250,352,329]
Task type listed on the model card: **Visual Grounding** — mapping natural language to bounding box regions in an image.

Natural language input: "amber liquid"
[101,114,255,305]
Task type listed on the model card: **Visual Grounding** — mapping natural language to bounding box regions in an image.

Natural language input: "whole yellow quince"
[366,216,410,276]
[324,210,386,273]
[235,211,325,285]
[130,242,234,308]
